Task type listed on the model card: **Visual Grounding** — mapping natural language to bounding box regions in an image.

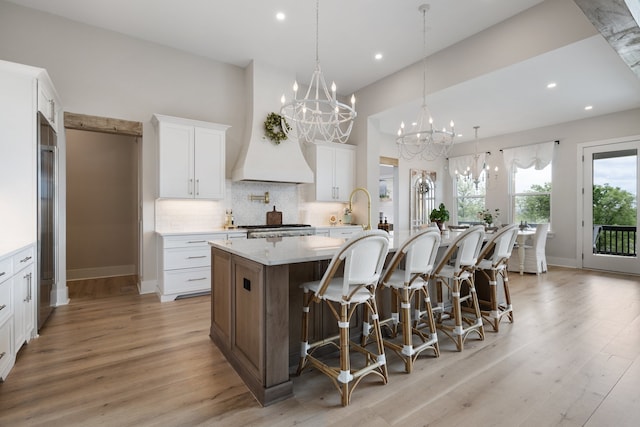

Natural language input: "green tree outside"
[456,176,485,223]
[515,182,551,224]
[592,183,637,255]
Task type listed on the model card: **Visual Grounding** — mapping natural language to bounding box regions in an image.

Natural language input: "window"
[503,141,555,226]
[455,174,486,224]
[512,164,551,224]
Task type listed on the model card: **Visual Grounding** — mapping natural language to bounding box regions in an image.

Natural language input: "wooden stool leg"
[400,287,413,373]
[421,286,440,357]
[452,277,463,351]
[502,270,514,323]
[369,296,388,383]
[468,277,485,341]
[489,269,500,332]
[338,303,352,407]
[297,289,311,375]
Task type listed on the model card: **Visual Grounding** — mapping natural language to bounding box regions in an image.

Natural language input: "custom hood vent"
[231,61,314,184]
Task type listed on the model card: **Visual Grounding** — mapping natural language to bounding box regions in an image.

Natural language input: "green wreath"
[263,112,290,145]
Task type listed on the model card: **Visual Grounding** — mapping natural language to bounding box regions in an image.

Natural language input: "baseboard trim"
[66,265,137,281]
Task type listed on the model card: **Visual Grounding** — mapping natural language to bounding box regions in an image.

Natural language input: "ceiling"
[7,0,640,143]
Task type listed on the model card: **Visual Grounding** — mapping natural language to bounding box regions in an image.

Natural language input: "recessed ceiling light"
[374,53,383,60]
[276,12,286,21]
[546,82,557,89]
[584,105,593,111]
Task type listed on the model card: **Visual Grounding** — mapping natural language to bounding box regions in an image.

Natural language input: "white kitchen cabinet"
[0,254,14,381]
[153,114,230,200]
[314,226,363,238]
[37,74,61,133]
[0,243,36,381]
[13,246,35,350]
[305,141,356,202]
[157,231,246,302]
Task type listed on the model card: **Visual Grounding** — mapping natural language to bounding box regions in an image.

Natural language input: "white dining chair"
[509,223,550,274]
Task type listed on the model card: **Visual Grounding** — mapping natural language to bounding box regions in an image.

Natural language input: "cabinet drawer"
[162,234,225,249]
[162,267,211,295]
[0,257,11,285]
[0,319,13,377]
[164,247,210,270]
[0,279,11,326]
[13,246,34,272]
[329,227,362,238]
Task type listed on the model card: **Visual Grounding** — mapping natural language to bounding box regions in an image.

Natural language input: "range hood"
[232,61,314,183]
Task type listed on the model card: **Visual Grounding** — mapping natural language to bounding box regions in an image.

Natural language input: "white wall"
[0,1,246,292]
[350,0,640,268]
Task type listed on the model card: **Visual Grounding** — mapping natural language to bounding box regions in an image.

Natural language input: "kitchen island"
[208,231,460,406]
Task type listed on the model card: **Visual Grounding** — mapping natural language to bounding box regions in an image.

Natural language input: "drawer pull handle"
[0,272,5,277]
[20,256,32,263]
[0,351,5,360]
[0,304,5,311]
[187,240,206,244]
[187,256,207,259]
[187,277,207,282]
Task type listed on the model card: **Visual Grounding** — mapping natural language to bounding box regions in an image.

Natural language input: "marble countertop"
[156,229,246,236]
[209,229,464,266]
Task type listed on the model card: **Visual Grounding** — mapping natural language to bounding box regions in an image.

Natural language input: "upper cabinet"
[37,74,61,133]
[153,114,230,200]
[0,60,61,248]
[305,141,356,202]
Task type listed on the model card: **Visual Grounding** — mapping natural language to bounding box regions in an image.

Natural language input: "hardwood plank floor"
[0,268,638,426]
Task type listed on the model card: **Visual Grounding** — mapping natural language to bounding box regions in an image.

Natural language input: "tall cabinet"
[0,59,61,381]
[153,114,229,200]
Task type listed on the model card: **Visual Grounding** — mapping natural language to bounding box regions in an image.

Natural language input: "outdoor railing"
[593,225,637,257]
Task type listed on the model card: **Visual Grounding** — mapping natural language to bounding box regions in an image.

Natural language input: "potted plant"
[429,203,450,229]
[478,208,500,227]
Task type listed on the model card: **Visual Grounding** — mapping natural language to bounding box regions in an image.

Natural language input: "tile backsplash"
[155,180,349,232]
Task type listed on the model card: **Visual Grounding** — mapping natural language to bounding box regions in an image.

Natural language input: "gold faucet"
[349,187,372,230]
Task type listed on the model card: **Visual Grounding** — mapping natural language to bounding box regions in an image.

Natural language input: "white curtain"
[448,153,486,179]
[502,141,555,171]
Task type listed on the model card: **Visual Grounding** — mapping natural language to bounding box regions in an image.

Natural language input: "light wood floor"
[1,268,639,426]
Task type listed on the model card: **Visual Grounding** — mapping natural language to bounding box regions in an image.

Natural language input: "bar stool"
[432,225,485,351]
[476,224,519,332]
[376,228,441,373]
[297,230,390,406]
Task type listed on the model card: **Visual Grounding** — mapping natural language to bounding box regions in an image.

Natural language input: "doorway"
[379,157,398,230]
[582,139,639,274]
[64,113,143,297]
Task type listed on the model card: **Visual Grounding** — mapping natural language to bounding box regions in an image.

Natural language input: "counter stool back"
[432,225,485,351]
[476,224,519,331]
[375,228,441,373]
[297,230,390,406]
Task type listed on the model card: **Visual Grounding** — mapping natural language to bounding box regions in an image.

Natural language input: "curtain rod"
[499,140,560,152]
[446,151,491,161]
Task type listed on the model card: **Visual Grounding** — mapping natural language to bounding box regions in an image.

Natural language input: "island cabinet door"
[232,258,265,382]
[211,249,232,344]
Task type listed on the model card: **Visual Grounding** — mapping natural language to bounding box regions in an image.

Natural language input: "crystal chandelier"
[396,4,455,160]
[280,0,356,144]
[456,126,487,189]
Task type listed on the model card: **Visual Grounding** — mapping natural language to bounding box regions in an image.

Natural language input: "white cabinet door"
[194,127,224,199]
[155,115,228,200]
[37,76,60,132]
[158,122,194,198]
[315,144,335,201]
[306,141,356,202]
[333,146,355,202]
[13,263,34,349]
